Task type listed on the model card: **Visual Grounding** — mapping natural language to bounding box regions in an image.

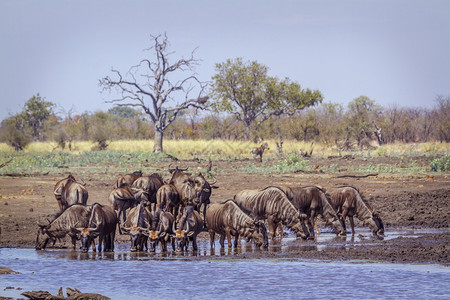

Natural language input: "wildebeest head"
[327,216,347,236]
[148,230,169,252]
[35,220,53,250]
[290,213,310,240]
[121,225,148,252]
[190,173,218,204]
[173,229,193,252]
[368,212,384,235]
[71,227,100,253]
[247,220,268,249]
[172,213,193,252]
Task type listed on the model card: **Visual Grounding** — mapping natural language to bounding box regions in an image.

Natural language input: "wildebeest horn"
[70,227,84,234]
[79,177,86,186]
[209,176,217,185]
[186,222,191,235]
[172,221,177,233]
[120,224,131,234]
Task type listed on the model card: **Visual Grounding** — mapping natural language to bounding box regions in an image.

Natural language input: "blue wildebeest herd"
[35,166,384,253]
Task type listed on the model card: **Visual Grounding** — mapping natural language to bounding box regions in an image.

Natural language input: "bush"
[430,155,450,172]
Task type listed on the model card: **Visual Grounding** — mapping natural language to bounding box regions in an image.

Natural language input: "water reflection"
[30,227,446,261]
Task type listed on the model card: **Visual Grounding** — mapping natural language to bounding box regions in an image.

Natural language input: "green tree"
[211,58,323,139]
[100,34,209,153]
[20,94,55,141]
[89,111,114,150]
[0,116,32,151]
[108,106,141,119]
[433,95,450,142]
[346,95,383,145]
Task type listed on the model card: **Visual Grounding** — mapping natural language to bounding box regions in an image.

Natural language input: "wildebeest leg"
[192,235,198,251]
[91,240,97,252]
[233,234,239,248]
[219,235,225,248]
[202,204,208,230]
[349,216,355,235]
[310,210,319,236]
[71,236,77,250]
[160,239,167,252]
[110,230,116,252]
[267,216,277,240]
[341,208,349,234]
[208,230,215,248]
[276,223,285,237]
[225,230,232,248]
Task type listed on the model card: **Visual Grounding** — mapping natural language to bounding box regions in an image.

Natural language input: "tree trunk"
[153,127,164,153]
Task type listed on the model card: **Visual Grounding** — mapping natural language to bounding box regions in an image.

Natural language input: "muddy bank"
[0,157,448,264]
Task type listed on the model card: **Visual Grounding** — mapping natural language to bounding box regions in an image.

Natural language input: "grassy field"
[0,140,448,177]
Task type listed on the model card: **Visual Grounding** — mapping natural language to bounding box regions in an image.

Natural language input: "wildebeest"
[251,142,270,162]
[147,208,175,252]
[283,186,346,237]
[114,170,142,189]
[156,184,181,219]
[121,203,151,252]
[233,186,310,240]
[36,204,91,250]
[172,205,203,252]
[71,203,117,252]
[189,172,218,228]
[108,184,139,233]
[54,174,85,212]
[132,173,164,211]
[329,186,384,235]
[206,200,268,249]
[57,176,88,211]
[168,166,190,188]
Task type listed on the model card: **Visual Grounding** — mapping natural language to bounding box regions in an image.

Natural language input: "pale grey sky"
[1,0,449,121]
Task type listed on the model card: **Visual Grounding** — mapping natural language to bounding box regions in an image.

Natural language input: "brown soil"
[0,156,448,264]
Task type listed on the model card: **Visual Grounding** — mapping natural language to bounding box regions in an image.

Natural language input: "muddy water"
[1,229,449,299]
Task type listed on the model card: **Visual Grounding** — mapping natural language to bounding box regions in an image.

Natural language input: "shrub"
[430,155,450,172]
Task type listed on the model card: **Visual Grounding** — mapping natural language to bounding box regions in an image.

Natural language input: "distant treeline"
[1,94,449,151]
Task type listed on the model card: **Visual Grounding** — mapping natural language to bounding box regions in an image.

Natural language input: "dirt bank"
[0,156,448,264]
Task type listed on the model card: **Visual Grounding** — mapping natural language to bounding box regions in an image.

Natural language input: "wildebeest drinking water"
[329,186,384,235]
[283,186,346,237]
[70,203,117,252]
[147,208,176,252]
[172,205,203,252]
[233,186,310,240]
[36,204,92,250]
[206,199,268,249]
[121,202,151,252]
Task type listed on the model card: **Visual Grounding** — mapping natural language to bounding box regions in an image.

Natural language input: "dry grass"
[0,140,448,160]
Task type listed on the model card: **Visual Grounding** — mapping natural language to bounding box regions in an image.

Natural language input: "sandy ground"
[0,156,448,265]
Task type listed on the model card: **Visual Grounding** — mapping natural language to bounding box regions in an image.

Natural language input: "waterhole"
[1,228,449,299]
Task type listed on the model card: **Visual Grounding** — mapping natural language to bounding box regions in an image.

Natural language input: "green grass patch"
[430,155,450,172]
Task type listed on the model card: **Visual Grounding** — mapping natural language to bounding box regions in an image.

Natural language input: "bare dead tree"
[99,34,209,153]
[373,122,383,146]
